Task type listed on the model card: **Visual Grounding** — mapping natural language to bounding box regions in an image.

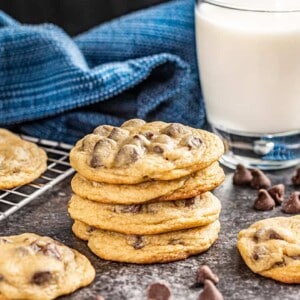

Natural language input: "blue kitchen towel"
[0,0,205,144]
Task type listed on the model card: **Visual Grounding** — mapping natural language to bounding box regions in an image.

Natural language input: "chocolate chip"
[253,252,260,261]
[290,256,300,260]
[252,246,267,261]
[0,274,4,281]
[184,198,196,207]
[254,228,283,241]
[250,169,271,189]
[153,145,164,154]
[232,164,253,186]
[267,184,285,205]
[114,145,141,167]
[292,168,300,186]
[91,138,117,168]
[253,189,275,211]
[143,132,154,140]
[107,127,128,142]
[282,192,300,214]
[87,226,96,233]
[198,280,223,300]
[133,236,144,250]
[161,123,188,138]
[147,282,172,300]
[42,243,61,260]
[31,271,53,285]
[273,260,286,268]
[120,204,142,213]
[93,125,113,136]
[196,265,219,286]
[0,238,11,244]
[181,136,202,150]
[168,239,185,245]
[30,241,43,252]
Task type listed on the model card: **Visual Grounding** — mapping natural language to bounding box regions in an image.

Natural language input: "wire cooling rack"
[0,135,74,221]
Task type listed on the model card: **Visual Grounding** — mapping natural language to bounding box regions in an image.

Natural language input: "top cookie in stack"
[69,119,225,264]
[70,119,224,185]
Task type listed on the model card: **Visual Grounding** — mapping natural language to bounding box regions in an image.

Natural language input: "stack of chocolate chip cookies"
[68,119,225,264]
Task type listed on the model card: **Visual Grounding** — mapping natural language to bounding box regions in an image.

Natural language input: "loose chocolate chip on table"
[196,265,219,285]
[147,282,172,300]
[31,271,53,285]
[292,168,300,186]
[267,184,285,205]
[282,192,300,214]
[198,280,223,300]
[253,190,275,211]
[133,236,144,250]
[232,164,253,186]
[250,169,271,189]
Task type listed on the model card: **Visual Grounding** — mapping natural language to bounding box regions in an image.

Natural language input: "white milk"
[195,1,300,134]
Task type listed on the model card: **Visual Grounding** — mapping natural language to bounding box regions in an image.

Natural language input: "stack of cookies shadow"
[68,119,225,264]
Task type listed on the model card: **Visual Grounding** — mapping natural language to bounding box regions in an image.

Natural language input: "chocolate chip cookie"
[0,233,95,300]
[237,215,300,283]
[70,120,224,184]
[72,220,220,264]
[71,161,224,204]
[68,192,221,235]
[0,129,47,189]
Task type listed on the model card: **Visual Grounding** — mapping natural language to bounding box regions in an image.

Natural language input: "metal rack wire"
[0,135,74,221]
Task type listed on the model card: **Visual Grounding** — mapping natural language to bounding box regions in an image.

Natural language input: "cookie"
[72,220,220,264]
[71,161,224,204]
[237,215,300,283]
[0,129,47,189]
[70,120,224,184]
[68,192,221,235]
[0,233,95,300]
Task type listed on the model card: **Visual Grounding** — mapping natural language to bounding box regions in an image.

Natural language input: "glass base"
[211,125,300,170]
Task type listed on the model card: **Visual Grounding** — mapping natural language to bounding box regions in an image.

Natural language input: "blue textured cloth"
[0,0,205,144]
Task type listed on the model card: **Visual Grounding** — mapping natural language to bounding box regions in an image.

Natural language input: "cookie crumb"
[282,192,300,214]
[196,265,219,285]
[250,169,271,189]
[198,280,223,300]
[253,190,275,211]
[233,164,253,186]
[147,282,172,300]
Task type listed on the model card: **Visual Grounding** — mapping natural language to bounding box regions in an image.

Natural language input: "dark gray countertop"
[1,167,299,300]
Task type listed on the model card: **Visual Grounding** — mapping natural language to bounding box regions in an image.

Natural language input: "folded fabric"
[0,0,205,144]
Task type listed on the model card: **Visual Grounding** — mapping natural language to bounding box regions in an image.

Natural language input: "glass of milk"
[195,0,300,169]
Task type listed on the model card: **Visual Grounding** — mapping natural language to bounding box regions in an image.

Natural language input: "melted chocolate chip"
[0,238,11,244]
[107,127,128,142]
[184,198,196,207]
[42,243,61,260]
[143,132,154,140]
[87,226,96,233]
[268,184,285,205]
[120,204,143,213]
[114,145,141,167]
[161,123,188,138]
[290,256,300,260]
[232,164,253,186]
[168,239,185,245]
[181,136,202,150]
[273,260,286,268]
[91,138,117,168]
[252,246,267,261]
[253,189,275,211]
[282,192,300,214]
[31,271,53,285]
[253,252,260,261]
[292,168,300,186]
[147,282,172,300]
[196,265,219,285]
[153,145,164,154]
[198,280,223,300]
[133,236,144,250]
[0,274,4,281]
[254,228,283,241]
[250,169,271,189]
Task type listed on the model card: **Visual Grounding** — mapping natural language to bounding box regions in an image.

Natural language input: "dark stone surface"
[1,167,300,300]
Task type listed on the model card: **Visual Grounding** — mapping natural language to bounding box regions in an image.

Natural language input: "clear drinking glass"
[195,0,300,170]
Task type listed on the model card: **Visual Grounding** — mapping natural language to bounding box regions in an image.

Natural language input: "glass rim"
[195,0,300,13]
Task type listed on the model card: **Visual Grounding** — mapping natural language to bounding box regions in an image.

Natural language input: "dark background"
[0,0,170,36]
